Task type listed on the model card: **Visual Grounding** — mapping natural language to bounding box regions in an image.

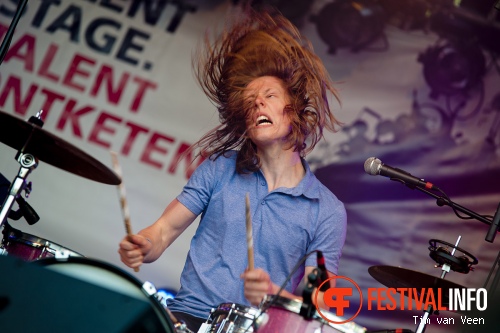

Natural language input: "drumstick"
[245,193,254,270]
[110,151,139,273]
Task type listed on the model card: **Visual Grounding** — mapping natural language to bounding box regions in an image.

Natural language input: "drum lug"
[55,249,71,260]
[142,280,157,296]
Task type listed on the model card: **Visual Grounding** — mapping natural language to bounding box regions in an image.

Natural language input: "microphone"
[316,250,330,292]
[16,196,40,225]
[364,157,436,190]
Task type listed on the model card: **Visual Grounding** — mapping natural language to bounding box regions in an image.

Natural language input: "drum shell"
[258,295,366,333]
[0,255,175,333]
[206,303,261,333]
[1,222,83,260]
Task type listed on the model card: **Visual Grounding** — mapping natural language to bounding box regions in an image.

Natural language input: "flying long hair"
[191,7,342,173]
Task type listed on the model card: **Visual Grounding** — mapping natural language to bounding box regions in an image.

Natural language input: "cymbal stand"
[483,203,500,297]
[0,112,43,230]
[415,236,462,333]
[0,154,38,230]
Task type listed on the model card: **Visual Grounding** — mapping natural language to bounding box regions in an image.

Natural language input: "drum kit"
[0,109,484,333]
[0,110,365,333]
[0,110,176,332]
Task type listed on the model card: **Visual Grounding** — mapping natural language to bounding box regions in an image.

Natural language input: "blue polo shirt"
[166,151,346,319]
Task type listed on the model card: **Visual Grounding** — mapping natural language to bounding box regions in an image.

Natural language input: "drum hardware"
[161,307,195,333]
[0,109,120,261]
[201,303,264,333]
[27,257,176,333]
[258,295,367,333]
[0,146,38,230]
[1,172,40,225]
[299,251,331,321]
[300,267,322,320]
[137,280,195,333]
[0,109,121,229]
[1,222,83,261]
[416,236,467,333]
[369,236,474,333]
[171,318,194,333]
[10,196,40,225]
[54,248,73,259]
[428,238,478,274]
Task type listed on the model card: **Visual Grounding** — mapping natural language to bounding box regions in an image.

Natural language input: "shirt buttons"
[261,200,266,205]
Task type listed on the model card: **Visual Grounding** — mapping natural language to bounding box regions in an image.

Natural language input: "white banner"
[1,1,499,332]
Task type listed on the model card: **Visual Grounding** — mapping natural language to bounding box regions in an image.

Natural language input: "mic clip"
[300,268,320,320]
[3,196,39,225]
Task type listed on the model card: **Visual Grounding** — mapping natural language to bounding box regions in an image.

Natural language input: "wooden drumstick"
[245,193,254,270]
[110,151,139,273]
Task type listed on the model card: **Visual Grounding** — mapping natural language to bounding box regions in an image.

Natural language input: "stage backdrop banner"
[1,1,499,332]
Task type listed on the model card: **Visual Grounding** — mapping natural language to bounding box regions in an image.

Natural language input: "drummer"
[118,5,347,332]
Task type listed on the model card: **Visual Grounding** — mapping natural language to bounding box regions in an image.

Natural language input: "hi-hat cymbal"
[368,265,466,307]
[0,111,120,185]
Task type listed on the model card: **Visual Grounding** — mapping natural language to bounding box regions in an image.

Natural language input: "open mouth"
[256,115,272,126]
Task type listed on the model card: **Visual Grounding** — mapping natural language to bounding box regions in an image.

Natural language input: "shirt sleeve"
[305,195,347,275]
[176,157,218,216]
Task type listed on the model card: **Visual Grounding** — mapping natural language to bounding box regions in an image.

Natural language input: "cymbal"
[0,111,121,185]
[368,265,466,307]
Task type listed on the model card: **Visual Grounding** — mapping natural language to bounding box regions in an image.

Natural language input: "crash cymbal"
[0,111,120,185]
[368,265,466,307]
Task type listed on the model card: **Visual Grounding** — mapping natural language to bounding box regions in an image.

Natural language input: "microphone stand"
[300,268,319,320]
[411,185,492,226]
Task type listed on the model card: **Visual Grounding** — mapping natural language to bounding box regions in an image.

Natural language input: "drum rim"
[261,294,303,314]
[261,294,367,332]
[214,302,261,317]
[35,256,143,286]
[2,222,83,255]
[35,256,177,332]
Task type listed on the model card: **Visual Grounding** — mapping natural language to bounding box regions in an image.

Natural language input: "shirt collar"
[270,158,320,199]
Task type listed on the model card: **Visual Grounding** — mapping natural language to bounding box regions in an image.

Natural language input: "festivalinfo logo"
[314,276,488,325]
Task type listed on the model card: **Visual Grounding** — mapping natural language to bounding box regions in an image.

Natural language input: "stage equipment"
[249,0,315,29]
[0,110,120,232]
[370,234,477,333]
[364,156,500,332]
[0,255,175,333]
[428,238,478,274]
[417,40,486,98]
[200,296,367,333]
[0,221,83,260]
[310,0,387,54]
[259,295,366,333]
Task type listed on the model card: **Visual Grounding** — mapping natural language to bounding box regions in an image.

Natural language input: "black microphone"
[364,157,436,190]
[317,250,330,292]
[16,196,40,225]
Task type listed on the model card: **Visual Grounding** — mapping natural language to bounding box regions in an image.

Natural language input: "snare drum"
[1,222,82,260]
[203,303,263,333]
[36,256,175,332]
[258,295,366,333]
